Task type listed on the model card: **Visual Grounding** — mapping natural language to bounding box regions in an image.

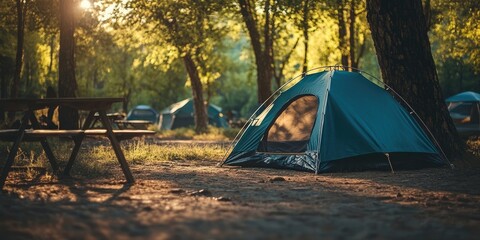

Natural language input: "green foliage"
[429,0,480,96]
[0,0,477,118]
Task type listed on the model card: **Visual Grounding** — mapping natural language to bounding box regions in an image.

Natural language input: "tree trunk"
[238,0,272,103]
[123,89,130,115]
[58,0,79,129]
[0,56,14,122]
[366,0,463,158]
[273,38,299,88]
[349,0,356,69]
[11,0,27,99]
[423,0,432,31]
[8,0,28,121]
[337,0,349,68]
[302,0,309,73]
[263,0,274,95]
[183,53,208,133]
[48,33,55,80]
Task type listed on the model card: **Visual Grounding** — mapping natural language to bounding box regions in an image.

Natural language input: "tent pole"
[359,70,453,169]
[385,153,395,174]
[221,66,335,167]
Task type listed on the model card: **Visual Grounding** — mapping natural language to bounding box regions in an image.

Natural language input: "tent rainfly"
[222,70,448,173]
[446,91,480,136]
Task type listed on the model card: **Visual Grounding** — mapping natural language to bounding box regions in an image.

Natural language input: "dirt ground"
[1,145,480,240]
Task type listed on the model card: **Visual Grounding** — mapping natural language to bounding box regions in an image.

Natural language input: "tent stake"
[385,153,395,174]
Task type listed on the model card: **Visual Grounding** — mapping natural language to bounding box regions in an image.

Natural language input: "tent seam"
[315,71,333,174]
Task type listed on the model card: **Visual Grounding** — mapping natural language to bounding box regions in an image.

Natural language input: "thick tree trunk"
[183,53,208,133]
[337,0,349,68]
[423,0,432,31]
[58,0,79,129]
[366,0,462,158]
[238,0,272,103]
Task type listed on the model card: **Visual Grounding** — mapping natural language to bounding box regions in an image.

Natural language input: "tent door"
[258,95,319,153]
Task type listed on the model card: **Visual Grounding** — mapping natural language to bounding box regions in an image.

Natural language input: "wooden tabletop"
[0,98,124,111]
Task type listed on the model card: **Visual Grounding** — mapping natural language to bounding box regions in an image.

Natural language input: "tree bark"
[58,0,79,129]
[366,0,463,158]
[264,0,274,93]
[423,0,432,31]
[8,0,28,121]
[0,56,14,122]
[349,0,356,69]
[183,53,208,133]
[238,0,272,103]
[12,0,27,99]
[302,0,309,73]
[337,0,349,68]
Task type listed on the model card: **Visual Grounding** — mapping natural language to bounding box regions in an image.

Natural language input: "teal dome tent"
[222,68,449,173]
[159,99,229,130]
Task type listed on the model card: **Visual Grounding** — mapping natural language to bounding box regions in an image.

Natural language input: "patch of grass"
[70,140,228,177]
[0,141,63,181]
[158,126,240,141]
[94,140,226,163]
[0,142,49,168]
[1,138,229,179]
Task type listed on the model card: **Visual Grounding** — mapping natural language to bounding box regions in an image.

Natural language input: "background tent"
[223,70,447,173]
[446,91,480,136]
[159,99,229,130]
[126,105,159,124]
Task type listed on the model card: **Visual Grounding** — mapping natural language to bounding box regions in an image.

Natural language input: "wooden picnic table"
[0,98,156,189]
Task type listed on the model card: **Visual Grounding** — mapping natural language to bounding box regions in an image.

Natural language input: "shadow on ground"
[1,158,480,240]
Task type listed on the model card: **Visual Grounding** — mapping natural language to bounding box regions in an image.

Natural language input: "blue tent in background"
[223,70,447,173]
[159,99,229,130]
[446,91,480,136]
[126,105,159,124]
[446,91,480,102]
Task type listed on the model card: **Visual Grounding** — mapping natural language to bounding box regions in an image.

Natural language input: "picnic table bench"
[89,113,152,130]
[0,98,156,189]
[114,120,152,130]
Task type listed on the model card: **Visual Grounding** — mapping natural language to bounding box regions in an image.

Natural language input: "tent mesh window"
[258,95,319,153]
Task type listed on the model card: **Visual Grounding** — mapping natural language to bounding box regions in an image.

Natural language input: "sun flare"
[80,0,92,10]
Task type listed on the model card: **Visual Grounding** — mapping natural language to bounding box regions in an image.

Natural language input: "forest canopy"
[0,0,479,118]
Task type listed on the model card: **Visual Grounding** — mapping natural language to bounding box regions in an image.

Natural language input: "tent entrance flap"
[258,95,319,153]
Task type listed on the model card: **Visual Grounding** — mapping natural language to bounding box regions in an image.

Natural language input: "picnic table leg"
[0,111,32,189]
[39,139,60,174]
[63,111,95,176]
[98,110,134,183]
[28,113,60,174]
